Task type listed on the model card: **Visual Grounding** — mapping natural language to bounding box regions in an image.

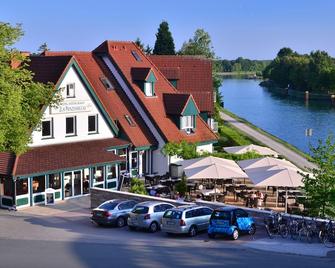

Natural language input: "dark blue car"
[208,207,256,240]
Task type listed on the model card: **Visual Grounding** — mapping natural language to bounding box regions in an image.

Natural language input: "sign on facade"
[50,100,93,114]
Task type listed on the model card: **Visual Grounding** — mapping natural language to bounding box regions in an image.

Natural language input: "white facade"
[196,143,213,154]
[30,66,114,147]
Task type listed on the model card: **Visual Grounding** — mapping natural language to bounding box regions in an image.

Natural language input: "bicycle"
[264,212,288,239]
[286,215,299,240]
[319,219,335,248]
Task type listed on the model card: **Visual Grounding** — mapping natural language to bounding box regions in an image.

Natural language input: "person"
[256,190,263,208]
[250,192,257,208]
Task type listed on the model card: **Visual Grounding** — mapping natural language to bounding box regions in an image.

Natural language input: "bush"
[175,175,187,197]
[129,178,147,195]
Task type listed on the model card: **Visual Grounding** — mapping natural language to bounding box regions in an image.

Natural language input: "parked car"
[208,207,256,240]
[161,205,213,237]
[127,201,175,232]
[91,199,138,227]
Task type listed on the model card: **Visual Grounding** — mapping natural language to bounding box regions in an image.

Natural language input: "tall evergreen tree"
[153,21,175,55]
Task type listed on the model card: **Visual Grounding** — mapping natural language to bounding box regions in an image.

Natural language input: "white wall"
[196,143,213,154]
[30,66,114,147]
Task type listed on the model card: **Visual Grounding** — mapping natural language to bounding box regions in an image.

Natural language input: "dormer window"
[144,82,154,97]
[66,83,75,98]
[181,115,195,134]
[100,77,113,90]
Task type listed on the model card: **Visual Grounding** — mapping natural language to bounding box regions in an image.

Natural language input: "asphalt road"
[0,205,334,268]
[220,111,316,170]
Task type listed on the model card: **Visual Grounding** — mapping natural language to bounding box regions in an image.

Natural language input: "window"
[181,115,195,134]
[93,166,104,183]
[88,115,98,133]
[100,77,114,90]
[42,119,53,138]
[16,178,28,196]
[66,116,76,136]
[144,82,154,96]
[131,50,142,62]
[201,207,213,216]
[66,83,75,98]
[154,205,164,213]
[49,173,61,190]
[118,148,127,171]
[32,175,45,194]
[235,209,248,218]
[125,115,135,126]
[106,165,117,180]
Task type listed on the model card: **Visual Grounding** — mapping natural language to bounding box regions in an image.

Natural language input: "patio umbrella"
[238,157,299,171]
[178,156,242,172]
[223,144,278,157]
[244,165,305,212]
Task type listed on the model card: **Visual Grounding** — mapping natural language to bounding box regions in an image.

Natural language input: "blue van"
[208,207,256,240]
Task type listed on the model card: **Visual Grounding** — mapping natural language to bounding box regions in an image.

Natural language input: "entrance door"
[64,170,82,198]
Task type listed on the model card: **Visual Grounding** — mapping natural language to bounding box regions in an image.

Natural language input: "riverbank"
[219,108,315,170]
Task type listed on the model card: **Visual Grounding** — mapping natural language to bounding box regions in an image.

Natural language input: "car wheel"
[149,222,159,233]
[249,224,256,236]
[189,225,197,237]
[208,233,216,239]
[232,229,239,240]
[116,217,126,228]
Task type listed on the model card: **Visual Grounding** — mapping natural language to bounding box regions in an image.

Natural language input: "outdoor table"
[201,188,221,196]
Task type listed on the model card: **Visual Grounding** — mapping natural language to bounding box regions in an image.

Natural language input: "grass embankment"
[221,108,312,161]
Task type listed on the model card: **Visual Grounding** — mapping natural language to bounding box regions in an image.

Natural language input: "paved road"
[0,197,334,268]
[220,111,316,170]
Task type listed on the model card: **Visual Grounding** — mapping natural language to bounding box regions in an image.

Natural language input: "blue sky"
[1,0,334,59]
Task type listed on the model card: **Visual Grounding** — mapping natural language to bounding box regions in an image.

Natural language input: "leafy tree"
[153,21,175,55]
[162,141,197,159]
[175,175,187,197]
[277,47,294,58]
[0,22,58,154]
[179,28,223,104]
[301,135,335,218]
[129,178,147,195]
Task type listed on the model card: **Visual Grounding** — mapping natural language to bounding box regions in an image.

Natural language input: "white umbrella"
[238,156,298,171]
[223,144,278,157]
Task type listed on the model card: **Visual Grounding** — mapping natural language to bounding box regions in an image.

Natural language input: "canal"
[220,78,335,153]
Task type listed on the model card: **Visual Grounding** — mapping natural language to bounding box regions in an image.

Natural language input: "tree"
[179,28,223,104]
[175,175,187,197]
[134,37,152,55]
[0,22,58,154]
[301,135,335,218]
[153,21,175,55]
[129,178,147,195]
[38,42,49,53]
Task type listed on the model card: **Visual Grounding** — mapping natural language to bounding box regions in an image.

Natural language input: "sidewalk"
[220,111,316,170]
[243,237,335,257]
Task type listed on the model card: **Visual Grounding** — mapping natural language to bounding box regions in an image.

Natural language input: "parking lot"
[0,196,334,268]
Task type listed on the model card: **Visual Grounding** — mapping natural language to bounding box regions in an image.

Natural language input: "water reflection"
[220,79,335,153]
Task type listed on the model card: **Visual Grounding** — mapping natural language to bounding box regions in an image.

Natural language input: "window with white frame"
[88,115,98,133]
[144,82,154,97]
[66,83,75,98]
[118,148,127,172]
[42,119,53,138]
[66,116,76,136]
[181,115,195,133]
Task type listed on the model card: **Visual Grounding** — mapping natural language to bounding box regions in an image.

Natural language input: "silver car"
[161,205,213,236]
[91,199,138,227]
[127,201,175,232]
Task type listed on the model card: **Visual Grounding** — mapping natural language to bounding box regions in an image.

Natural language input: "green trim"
[54,58,119,136]
[55,191,61,199]
[15,161,123,178]
[29,177,33,206]
[133,145,152,151]
[169,79,178,88]
[16,197,29,207]
[182,97,199,116]
[61,173,64,200]
[200,112,209,122]
[146,70,157,83]
[107,144,131,150]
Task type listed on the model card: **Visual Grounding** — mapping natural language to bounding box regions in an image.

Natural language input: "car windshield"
[163,210,182,219]
[132,206,149,214]
[212,211,231,220]
[99,202,118,210]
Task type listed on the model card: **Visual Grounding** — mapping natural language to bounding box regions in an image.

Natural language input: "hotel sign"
[50,100,93,114]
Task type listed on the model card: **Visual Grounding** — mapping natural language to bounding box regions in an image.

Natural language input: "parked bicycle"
[264,212,288,239]
[319,219,335,248]
[286,214,299,240]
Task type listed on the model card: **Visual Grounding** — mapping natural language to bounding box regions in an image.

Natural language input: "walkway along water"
[220,111,316,170]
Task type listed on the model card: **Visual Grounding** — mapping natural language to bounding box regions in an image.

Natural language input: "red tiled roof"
[163,93,192,115]
[13,138,127,176]
[149,55,214,114]
[131,67,152,81]
[0,152,16,176]
[157,67,180,80]
[93,41,217,144]
[43,51,157,148]
[28,56,72,84]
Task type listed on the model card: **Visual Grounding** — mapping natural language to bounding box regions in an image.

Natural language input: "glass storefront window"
[131,152,138,168]
[32,175,46,193]
[16,178,29,196]
[83,168,90,194]
[118,148,127,171]
[106,165,117,180]
[49,173,61,190]
[4,179,13,196]
[93,166,104,183]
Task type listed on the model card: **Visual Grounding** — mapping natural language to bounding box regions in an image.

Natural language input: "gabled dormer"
[163,93,200,134]
[131,67,157,97]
